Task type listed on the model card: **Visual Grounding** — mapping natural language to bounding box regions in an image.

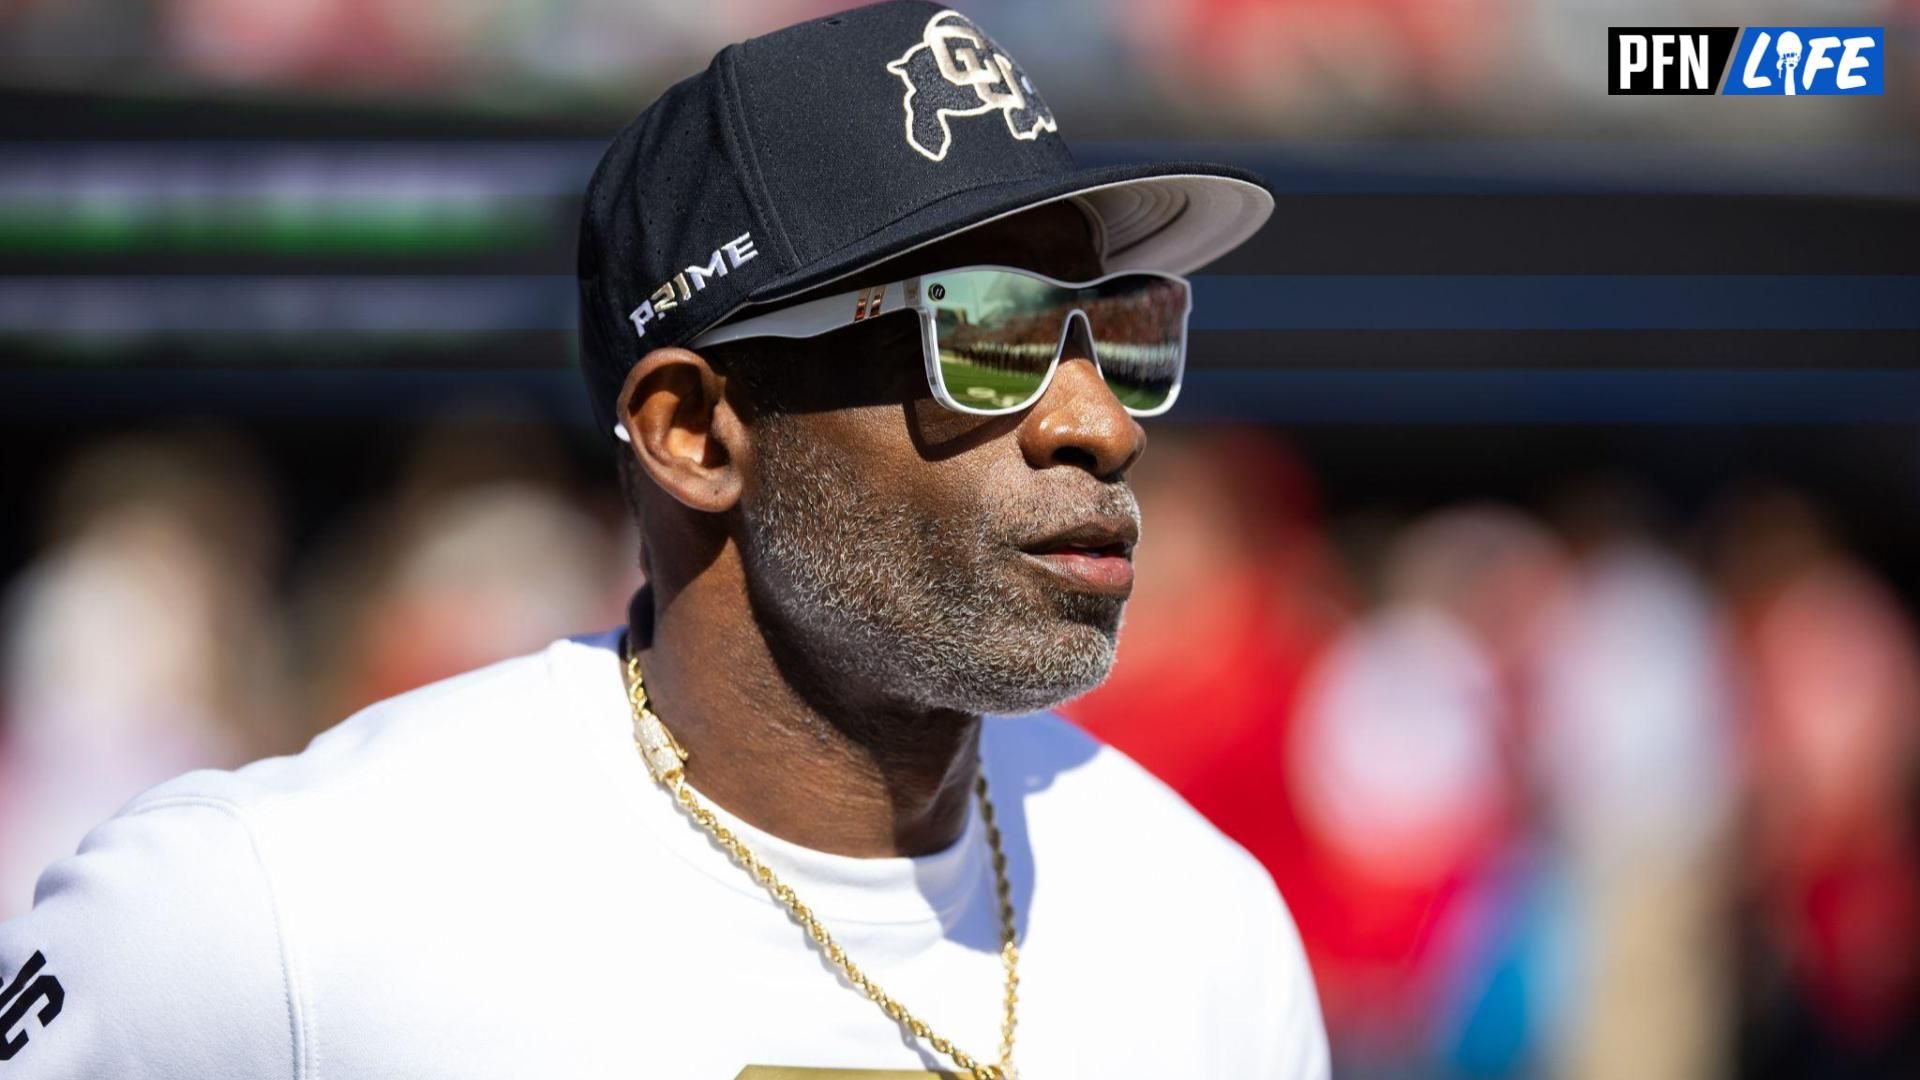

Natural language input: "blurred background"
[2,0,1917,1076]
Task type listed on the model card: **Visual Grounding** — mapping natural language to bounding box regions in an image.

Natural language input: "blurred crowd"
[1065,430,1920,1078]
[3,0,1915,136]
[0,421,638,915]
[0,421,1914,1076]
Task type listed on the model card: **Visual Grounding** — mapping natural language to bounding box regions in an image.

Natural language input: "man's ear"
[617,346,746,513]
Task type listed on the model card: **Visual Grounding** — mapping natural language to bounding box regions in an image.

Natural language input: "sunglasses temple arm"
[691,280,911,348]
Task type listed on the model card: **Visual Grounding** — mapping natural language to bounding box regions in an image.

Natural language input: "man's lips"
[1015,519,1138,594]
[1018,518,1138,558]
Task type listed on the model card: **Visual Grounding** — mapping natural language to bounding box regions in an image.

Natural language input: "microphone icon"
[1775,31,1803,95]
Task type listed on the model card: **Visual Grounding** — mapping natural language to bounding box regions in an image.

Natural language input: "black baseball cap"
[577,0,1273,440]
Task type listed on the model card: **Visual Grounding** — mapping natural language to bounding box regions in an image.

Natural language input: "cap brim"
[746,160,1272,306]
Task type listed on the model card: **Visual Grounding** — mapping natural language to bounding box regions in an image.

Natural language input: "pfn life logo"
[1724,28,1883,95]
[1610,26,1883,95]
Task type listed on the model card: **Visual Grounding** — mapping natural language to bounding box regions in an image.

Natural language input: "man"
[0,3,1326,1076]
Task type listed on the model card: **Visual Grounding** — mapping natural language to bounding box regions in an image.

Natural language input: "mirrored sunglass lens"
[924,270,1061,412]
[1081,275,1187,413]
[923,270,1188,414]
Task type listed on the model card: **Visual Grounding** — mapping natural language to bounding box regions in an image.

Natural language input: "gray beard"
[740,420,1133,716]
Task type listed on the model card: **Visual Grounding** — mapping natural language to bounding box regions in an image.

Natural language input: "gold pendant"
[734,1070,957,1079]
[629,695,688,783]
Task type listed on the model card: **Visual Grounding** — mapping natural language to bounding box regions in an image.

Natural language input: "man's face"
[729,201,1147,716]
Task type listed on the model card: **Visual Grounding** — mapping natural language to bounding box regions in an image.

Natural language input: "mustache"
[988,482,1141,547]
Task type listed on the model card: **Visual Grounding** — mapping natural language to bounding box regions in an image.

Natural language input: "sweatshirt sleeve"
[0,793,298,1078]
[1259,874,1331,1080]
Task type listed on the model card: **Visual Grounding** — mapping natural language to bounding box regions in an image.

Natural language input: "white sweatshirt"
[0,631,1328,1078]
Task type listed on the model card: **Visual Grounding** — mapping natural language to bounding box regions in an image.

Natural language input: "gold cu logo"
[887,9,1058,163]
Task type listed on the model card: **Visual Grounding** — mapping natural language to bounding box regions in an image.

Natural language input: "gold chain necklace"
[620,650,1021,1080]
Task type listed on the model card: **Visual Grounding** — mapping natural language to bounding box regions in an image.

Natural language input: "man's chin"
[935,620,1119,716]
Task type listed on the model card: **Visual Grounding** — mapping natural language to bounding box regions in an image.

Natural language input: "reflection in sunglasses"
[929,274,1186,414]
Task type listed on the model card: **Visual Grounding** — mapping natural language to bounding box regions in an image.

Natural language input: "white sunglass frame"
[690,263,1192,420]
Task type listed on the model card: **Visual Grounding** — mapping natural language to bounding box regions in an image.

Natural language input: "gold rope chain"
[621,653,1021,1080]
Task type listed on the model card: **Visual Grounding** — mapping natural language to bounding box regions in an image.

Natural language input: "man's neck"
[625,582,982,859]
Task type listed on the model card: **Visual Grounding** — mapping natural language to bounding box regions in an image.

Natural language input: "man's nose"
[1016,318,1147,479]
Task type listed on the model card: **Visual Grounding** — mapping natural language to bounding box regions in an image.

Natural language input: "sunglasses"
[690,264,1192,419]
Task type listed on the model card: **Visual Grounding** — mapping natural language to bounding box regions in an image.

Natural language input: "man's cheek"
[906,399,998,448]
